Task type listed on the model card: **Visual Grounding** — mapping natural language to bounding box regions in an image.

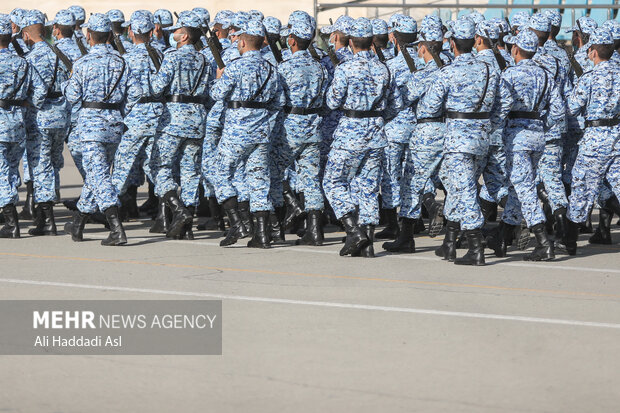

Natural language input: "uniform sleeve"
[210,64,236,102]
[405,70,428,105]
[566,73,589,117]
[151,53,175,96]
[326,65,347,110]
[417,70,448,115]
[491,73,514,131]
[384,71,403,120]
[62,62,83,106]
[27,61,47,109]
[124,66,142,112]
[545,80,566,130]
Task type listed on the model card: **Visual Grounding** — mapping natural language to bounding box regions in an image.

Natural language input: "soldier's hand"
[216,67,225,79]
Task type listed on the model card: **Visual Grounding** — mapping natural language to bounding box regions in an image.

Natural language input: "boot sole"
[340,239,370,256]
[428,215,444,238]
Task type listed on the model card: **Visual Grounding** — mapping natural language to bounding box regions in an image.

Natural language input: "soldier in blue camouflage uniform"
[419,18,499,266]
[371,19,394,61]
[63,13,141,246]
[152,9,173,52]
[269,13,328,246]
[562,28,620,256]
[68,6,88,53]
[261,17,281,67]
[208,19,283,249]
[490,29,565,261]
[375,15,417,240]
[9,9,29,56]
[323,17,403,258]
[107,10,134,53]
[21,10,72,236]
[110,11,165,228]
[383,17,447,254]
[490,18,515,66]
[0,14,47,238]
[473,20,511,224]
[149,11,211,239]
[604,20,620,66]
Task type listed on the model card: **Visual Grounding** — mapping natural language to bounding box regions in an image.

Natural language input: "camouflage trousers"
[0,142,24,208]
[323,147,382,226]
[111,132,155,197]
[380,141,407,209]
[77,141,119,214]
[67,125,86,181]
[478,144,509,204]
[23,127,66,192]
[153,133,202,208]
[568,152,620,223]
[24,128,65,203]
[201,131,249,202]
[536,140,568,212]
[270,140,323,211]
[209,138,271,213]
[440,152,485,230]
[399,147,443,219]
[502,150,545,228]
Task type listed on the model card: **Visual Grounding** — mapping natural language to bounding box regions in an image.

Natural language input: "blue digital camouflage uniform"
[0,19,47,209]
[492,31,565,228]
[381,16,417,210]
[209,22,283,213]
[111,11,164,199]
[323,27,403,226]
[399,20,447,220]
[23,11,71,205]
[270,42,328,211]
[419,19,500,231]
[474,21,510,208]
[8,9,29,56]
[63,15,141,215]
[151,32,211,208]
[566,30,620,223]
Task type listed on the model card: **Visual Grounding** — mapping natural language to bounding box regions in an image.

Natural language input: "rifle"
[372,42,385,62]
[11,37,25,57]
[112,33,126,55]
[318,20,339,66]
[565,45,583,77]
[144,41,162,71]
[75,34,88,55]
[200,25,225,68]
[505,17,515,36]
[45,40,73,72]
[308,43,321,60]
[485,29,507,71]
[266,34,283,64]
[395,35,416,73]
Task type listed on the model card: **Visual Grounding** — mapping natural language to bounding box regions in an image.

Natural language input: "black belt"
[0,99,25,109]
[445,111,491,120]
[138,96,164,104]
[417,117,445,124]
[342,109,383,119]
[508,111,541,120]
[228,101,269,109]
[284,106,322,115]
[585,119,620,128]
[81,101,122,110]
[46,91,63,99]
[166,95,206,105]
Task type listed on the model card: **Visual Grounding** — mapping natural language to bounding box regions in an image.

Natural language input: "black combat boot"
[382,217,415,253]
[64,211,90,242]
[0,204,20,238]
[589,205,613,245]
[138,181,158,216]
[537,183,555,235]
[173,206,195,240]
[63,197,80,212]
[247,211,271,248]
[557,217,579,256]
[515,221,531,250]
[523,223,555,261]
[150,198,171,234]
[454,229,485,266]
[580,209,594,234]
[220,197,250,246]
[296,210,323,246]
[485,221,515,258]
[101,206,127,246]
[356,225,375,258]
[339,212,369,256]
[196,186,210,217]
[238,201,253,236]
[271,206,286,242]
[164,190,193,239]
[413,217,426,234]
[282,184,303,230]
[479,197,498,222]
[197,197,226,231]
[435,220,459,261]
[28,202,57,236]
[375,208,399,239]
[19,181,34,220]
[422,193,444,237]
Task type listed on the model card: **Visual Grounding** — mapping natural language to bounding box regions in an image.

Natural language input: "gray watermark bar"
[0,300,222,355]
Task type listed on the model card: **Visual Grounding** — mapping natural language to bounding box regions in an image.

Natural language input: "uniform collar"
[354,50,373,59]
[241,49,261,58]
[454,52,474,62]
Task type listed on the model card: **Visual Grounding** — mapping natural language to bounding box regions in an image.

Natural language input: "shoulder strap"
[371,61,390,111]
[190,53,207,96]
[534,68,548,112]
[103,55,126,102]
[474,62,490,112]
[308,60,326,108]
[250,61,273,102]
[10,60,29,100]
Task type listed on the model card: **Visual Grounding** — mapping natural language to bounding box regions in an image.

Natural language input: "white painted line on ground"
[2,277,620,330]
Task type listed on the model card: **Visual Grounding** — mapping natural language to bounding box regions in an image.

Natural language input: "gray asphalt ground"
[1,151,620,413]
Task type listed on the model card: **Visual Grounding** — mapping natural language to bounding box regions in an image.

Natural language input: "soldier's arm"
[62,63,83,106]
[326,65,347,110]
[491,74,512,131]
[210,63,236,102]
[404,71,428,106]
[566,74,589,117]
[384,71,403,120]
[151,53,175,96]
[545,80,566,130]
[417,71,448,115]
[28,61,48,109]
